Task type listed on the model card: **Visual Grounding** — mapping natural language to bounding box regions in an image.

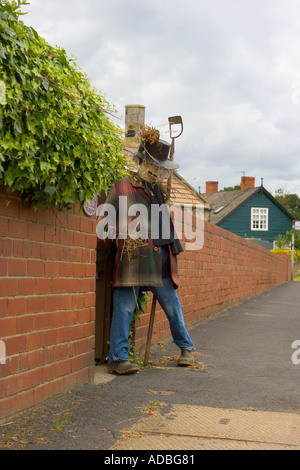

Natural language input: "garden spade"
[167,116,183,203]
[143,116,184,366]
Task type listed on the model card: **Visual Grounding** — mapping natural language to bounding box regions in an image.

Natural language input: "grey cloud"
[22,0,300,196]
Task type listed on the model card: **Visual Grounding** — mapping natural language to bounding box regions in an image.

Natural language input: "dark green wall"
[219,191,293,242]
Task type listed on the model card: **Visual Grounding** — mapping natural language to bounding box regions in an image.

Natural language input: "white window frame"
[251,207,269,231]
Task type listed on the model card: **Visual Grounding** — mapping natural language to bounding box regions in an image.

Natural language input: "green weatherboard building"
[205,177,294,249]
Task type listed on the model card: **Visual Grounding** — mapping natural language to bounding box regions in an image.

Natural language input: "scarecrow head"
[126,127,179,183]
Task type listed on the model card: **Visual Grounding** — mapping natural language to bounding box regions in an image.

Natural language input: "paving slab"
[110,404,300,450]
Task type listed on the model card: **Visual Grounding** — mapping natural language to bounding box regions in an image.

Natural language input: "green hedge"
[271,248,300,262]
[0,0,127,211]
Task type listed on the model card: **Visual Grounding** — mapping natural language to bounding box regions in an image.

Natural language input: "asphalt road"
[1,281,299,450]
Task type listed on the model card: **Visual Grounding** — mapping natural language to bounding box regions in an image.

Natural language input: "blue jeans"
[108,277,194,363]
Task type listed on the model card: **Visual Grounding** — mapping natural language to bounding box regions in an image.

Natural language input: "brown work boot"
[177,349,194,367]
[108,360,139,375]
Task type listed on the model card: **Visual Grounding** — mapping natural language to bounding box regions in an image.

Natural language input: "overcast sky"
[22,0,300,196]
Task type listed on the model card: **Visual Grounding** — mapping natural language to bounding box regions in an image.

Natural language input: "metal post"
[143,296,157,366]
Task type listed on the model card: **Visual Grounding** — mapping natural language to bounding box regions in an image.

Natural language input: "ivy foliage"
[0,0,128,210]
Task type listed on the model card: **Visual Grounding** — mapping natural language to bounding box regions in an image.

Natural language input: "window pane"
[252,207,268,230]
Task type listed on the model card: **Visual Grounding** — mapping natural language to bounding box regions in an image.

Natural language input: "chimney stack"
[206,181,219,195]
[125,104,145,144]
[241,176,255,192]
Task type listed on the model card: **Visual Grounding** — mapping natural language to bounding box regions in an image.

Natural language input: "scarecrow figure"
[97,129,194,374]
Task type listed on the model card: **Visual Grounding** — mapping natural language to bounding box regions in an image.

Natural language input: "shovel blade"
[168,115,183,139]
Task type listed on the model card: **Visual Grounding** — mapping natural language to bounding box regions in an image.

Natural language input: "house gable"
[218,188,293,242]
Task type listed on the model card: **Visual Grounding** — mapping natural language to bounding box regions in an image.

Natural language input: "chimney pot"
[241,176,255,192]
[206,181,219,195]
[125,105,145,143]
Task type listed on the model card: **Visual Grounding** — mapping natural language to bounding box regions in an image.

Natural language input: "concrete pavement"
[1,281,299,450]
[108,280,300,450]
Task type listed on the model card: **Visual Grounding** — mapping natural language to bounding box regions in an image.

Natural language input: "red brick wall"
[0,188,96,419]
[0,188,292,418]
[134,219,291,350]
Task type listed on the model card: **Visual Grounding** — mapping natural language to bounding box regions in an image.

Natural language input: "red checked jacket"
[96,177,180,289]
